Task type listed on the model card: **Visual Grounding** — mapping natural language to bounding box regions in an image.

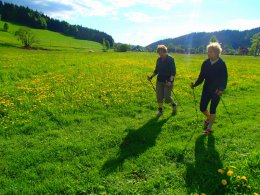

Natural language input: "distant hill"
[0,1,114,46]
[0,20,103,51]
[147,28,260,53]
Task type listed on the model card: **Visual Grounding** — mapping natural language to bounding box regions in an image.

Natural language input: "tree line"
[0,1,114,46]
[148,28,260,56]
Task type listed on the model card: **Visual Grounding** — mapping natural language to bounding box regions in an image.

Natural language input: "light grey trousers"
[156,81,173,104]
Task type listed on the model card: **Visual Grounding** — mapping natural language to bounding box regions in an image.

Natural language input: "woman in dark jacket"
[148,45,177,117]
[191,42,228,135]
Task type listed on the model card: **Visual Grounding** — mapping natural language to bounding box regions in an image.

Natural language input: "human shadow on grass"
[101,116,170,174]
[185,135,224,195]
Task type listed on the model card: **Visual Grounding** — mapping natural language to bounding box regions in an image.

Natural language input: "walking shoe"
[203,119,209,129]
[202,128,213,135]
[172,104,177,115]
[156,108,163,117]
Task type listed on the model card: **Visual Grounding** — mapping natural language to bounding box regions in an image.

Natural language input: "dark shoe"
[202,128,213,135]
[172,104,177,115]
[156,108,163,117]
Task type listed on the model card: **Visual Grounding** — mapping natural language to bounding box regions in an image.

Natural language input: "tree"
[102,38,110,51]
[250,32,260,56]
[210,35,218,42]
[197,45,206,54]
[3,22,8,32]
[114,43,130,52]
[15,28,38,48]
[105,39,110,50]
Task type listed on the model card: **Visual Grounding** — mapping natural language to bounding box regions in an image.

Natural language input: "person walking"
[191,42,228,135]
[148,45,177,117]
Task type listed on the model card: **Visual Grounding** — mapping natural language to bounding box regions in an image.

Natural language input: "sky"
[3,0,260,46]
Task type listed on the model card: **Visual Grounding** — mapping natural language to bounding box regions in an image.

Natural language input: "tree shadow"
[185,135,223,195]
[101,116,170,174]
[0,42,19,48]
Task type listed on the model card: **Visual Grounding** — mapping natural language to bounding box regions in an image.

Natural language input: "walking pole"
[192,87,199,122]
[148,79,156,93]
[171,89,185,112]
[149,79,185,113]
[220,97,235,125]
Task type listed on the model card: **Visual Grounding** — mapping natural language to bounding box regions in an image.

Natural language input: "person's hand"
[190,82,195,89]
[216,89,223,96]
[147,76,152,81]
[166,81,173,87]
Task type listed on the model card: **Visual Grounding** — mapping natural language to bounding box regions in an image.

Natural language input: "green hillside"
[148,27,260,52]
[0,21,103,51]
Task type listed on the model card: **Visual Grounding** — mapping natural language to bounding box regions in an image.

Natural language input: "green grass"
[0,46,259,194]
[0,21,103,51]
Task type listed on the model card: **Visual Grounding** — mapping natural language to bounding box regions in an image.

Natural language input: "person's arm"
[192,62,205,88]
[169,57,176,82]
[218,62,228,91]
[216,62,228,96]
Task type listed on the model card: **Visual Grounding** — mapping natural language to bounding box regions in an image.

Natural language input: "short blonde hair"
[207,42,222,56]
[157,45,168,53]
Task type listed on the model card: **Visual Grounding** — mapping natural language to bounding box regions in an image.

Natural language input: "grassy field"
[0,46,259,194]
[0,21,103,51]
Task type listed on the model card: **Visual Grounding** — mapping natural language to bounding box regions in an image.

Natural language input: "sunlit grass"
[0,47,259,194]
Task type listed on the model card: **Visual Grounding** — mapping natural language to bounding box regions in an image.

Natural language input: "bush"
[15,28,38,48]
[3,22,8,32]
[114,43,130,52]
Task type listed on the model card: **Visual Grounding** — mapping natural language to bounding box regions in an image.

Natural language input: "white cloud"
[225,19,260,30]
[31,0,204,20]
[124,12,168,23]
[106,0,198,10]
[30,0,116,19]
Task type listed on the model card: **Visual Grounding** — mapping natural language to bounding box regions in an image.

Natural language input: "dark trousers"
[200,90,220,114]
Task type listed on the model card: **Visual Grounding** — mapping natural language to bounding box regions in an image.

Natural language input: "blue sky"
[3,0,260,46]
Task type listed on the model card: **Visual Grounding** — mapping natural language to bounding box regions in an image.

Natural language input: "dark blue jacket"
[154,55,176,82]
[194,58,228,92]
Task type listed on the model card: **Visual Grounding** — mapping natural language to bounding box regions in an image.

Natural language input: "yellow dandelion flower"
[247,186,251,190]
[194,194,199,195]
[254,193,259,195]
[227,171,234,177]
[218,169,224,174]
[236,176,241,179]
[201,193,206,195]
[241,176,248,182]
[221,179,227,186]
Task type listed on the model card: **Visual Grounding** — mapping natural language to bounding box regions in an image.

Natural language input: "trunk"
[255,43,259,56]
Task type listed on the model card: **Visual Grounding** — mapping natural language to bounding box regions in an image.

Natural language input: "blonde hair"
[207,42,222,56]
[157,45,168,53]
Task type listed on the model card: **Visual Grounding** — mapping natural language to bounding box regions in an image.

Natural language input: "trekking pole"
[220,97,235,125]
[148,79,156,93]
[149,79,185,113]
[171,89,185,113]
[192,86,199,122]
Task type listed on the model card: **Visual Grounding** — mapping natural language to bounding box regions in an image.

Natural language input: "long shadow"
[101,116,169,174]
[0,42,19,48]
[185,135,223,195]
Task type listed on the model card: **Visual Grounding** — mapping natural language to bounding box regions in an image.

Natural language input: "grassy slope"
[0,21,103,51]
[0,47,259,194]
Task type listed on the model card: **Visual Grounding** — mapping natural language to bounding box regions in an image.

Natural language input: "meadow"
[0,46,259,194]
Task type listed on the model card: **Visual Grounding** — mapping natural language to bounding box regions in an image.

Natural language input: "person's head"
[207,42,222,60]
[157,45,168,58]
